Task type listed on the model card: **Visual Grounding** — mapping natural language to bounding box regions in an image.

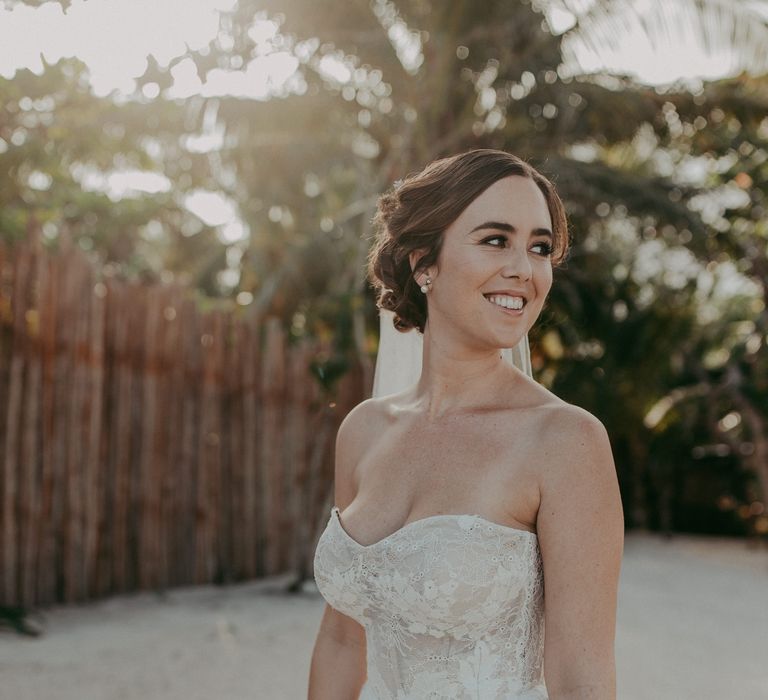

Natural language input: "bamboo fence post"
[138,285,162,590]
[36,253,58,605]
[0,243,10,606]
[109,280,128,593]
[2,244,32,604]
[241,315,260,579]
[160,286,183,589]
[177,296,200,585]
[19,246,42,608]
[260,318,286,575]
[285,339,308,574]
[82,277,106,598]
[219,310,236,584]
[195,310,224,583]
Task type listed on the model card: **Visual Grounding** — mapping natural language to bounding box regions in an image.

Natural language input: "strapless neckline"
[315,506,547,698]
[331,505,538,549]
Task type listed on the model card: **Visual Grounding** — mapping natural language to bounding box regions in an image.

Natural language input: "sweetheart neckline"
[330,505,537,549]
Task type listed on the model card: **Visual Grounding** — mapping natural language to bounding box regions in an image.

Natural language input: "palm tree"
[159,0,766,526]
[3,0,766,531]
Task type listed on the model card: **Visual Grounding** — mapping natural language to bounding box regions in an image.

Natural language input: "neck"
[413,322,521,420]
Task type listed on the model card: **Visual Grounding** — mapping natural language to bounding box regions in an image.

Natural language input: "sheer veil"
[371,308,533,399]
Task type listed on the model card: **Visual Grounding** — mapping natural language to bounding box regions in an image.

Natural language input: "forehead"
[452,175,552,231]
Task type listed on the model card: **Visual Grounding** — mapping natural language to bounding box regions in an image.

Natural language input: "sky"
[1,0,762,95]
[0,0,234,95]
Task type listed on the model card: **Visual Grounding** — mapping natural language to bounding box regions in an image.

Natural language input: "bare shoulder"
[508,372,610,453]
[501,375,616,502]
[542,400,613,474]
[547,399,610,442]
[333,395,396,509]
[336,394,396,454]
[523,394,615,494]
[533,400,624,692]
[533,397,624,580]
[505,375,608,439]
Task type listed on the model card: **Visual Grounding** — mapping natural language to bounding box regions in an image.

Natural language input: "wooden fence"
[0,236,368,608]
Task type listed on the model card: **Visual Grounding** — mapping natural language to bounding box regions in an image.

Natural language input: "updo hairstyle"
[366,149,569,334]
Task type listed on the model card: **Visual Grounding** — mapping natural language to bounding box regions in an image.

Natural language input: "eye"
[532,241,553,257]
[482,235,506,247]
[482,235,553,257]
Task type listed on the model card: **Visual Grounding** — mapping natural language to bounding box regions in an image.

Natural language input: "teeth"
[487,294,524,310]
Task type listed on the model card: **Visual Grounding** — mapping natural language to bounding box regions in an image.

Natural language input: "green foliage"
[2,0,767,535]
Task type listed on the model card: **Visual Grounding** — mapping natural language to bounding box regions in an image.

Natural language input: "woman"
[308,149,624,700]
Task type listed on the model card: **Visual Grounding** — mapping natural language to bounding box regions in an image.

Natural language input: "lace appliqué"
[314,508,548,700]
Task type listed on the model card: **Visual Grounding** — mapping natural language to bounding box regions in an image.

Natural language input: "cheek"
[530,267,552,305]
[536,264,553,290]
[437,250,486,290]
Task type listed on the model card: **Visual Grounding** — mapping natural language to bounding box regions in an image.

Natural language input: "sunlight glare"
[0,0,228,95]
[75,166,172,199]
[184,189,238,228]
[0,0,755,96]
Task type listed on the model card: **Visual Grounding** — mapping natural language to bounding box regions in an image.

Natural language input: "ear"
[409,248,430,275]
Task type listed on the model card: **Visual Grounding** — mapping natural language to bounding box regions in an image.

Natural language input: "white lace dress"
[313,506,548,699]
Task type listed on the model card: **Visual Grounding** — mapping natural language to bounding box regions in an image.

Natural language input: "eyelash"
[482,235,553,257]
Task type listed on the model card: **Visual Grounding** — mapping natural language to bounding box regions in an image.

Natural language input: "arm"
[308,400,378,699]
[308,604,367,699]
[537,408,624,700]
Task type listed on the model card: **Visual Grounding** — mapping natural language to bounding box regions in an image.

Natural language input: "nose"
[500,244,532,281]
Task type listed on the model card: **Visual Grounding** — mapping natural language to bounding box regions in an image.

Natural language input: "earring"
[420,277,432,293]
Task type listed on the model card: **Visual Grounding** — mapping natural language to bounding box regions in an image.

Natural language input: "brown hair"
[366,148,570,333]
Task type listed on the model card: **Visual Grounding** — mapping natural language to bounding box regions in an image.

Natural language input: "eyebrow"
[470,221,553,239]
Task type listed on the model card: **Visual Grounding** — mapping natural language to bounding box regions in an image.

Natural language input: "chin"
[488,328,526,348]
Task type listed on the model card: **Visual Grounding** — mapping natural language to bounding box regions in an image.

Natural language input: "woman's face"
[412,175,554,352]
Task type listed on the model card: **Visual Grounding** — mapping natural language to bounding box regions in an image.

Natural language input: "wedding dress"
[312,310,547,698]
[313,506,548,699]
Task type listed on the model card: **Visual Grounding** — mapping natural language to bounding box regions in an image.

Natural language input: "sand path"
[1,532,766,700]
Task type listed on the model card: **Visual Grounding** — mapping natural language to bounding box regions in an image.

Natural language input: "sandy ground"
[1,532,767,700]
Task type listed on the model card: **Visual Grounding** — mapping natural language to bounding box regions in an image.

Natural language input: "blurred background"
[0,0,767,698]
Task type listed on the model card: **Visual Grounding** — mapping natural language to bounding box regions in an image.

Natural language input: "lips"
[483,291,529,304]
[483,293,527,308]
[483,294,526,315]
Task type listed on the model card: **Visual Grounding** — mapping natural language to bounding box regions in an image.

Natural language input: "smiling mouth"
[483,294,527,312]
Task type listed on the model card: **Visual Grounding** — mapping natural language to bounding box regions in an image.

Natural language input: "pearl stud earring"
[420,277,432,293]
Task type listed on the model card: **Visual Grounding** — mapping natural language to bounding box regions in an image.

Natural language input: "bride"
[308,149,624,699]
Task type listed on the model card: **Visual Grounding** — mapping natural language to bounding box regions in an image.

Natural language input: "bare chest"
[347,411,546,538]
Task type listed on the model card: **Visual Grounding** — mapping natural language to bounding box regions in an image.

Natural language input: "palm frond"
[543,0,768,79]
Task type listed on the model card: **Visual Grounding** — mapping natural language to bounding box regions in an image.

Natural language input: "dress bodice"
[313,506,548,700]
